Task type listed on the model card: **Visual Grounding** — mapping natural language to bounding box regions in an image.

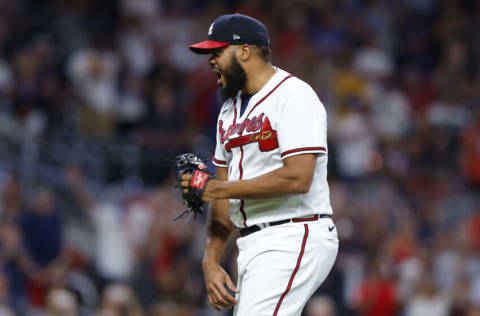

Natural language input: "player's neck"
[243,63,277,95]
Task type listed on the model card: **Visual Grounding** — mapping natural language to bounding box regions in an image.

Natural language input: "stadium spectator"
[0,0,478,315]
[45,288,78,316]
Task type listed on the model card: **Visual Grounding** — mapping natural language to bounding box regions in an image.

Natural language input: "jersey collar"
[236,67,290,118]
[221,67,291,114]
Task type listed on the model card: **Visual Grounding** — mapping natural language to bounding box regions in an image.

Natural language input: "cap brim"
[189,41,230,54]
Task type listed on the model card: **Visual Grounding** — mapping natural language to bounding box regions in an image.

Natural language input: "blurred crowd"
[0,0,479,315]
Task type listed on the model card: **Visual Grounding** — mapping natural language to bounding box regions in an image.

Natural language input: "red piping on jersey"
[233,98,238,125]
[239,144,247,227]
[213,158,227,165]
[232,97,248,227]
[236,75,293,228]
[245,75,293,118]
[273,224,309,316]
[280,147,327,158]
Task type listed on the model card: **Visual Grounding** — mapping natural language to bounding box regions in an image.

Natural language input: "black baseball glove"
[173,153,217,220]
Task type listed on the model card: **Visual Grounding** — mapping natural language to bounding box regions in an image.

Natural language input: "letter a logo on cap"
[208,23,214,35]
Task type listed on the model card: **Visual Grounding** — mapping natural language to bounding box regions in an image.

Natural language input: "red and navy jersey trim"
[280,147,327,158]
[212,158,227,165]
[235,75,293,229]
[273,224,309,315]
[239,144,247,227]
[245,75,293,118]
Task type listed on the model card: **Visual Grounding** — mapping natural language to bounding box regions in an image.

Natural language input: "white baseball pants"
[233,219,339,316]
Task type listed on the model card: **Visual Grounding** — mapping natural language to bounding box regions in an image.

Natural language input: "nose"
[208,56,216,67]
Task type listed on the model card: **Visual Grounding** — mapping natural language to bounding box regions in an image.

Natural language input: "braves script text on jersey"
[213,68,333,227]
[212,68,339,315]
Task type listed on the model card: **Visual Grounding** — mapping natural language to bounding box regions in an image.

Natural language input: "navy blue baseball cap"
[189,14,269,54]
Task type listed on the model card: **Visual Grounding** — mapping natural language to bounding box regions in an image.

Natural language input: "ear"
[237,44,252,62]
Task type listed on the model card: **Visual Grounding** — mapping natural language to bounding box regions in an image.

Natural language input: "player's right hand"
[202,262,239,311]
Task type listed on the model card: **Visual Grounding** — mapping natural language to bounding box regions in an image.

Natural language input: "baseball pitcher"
[180,13,339,316]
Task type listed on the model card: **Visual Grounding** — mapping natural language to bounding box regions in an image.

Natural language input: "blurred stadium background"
[0,0,479,315]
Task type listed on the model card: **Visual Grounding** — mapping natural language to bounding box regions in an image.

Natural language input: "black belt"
[239,214,332,237]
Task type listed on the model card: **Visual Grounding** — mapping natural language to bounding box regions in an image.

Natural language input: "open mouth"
[212,69,224,87]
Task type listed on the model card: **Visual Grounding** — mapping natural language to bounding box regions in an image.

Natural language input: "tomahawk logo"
[208,23,214,35]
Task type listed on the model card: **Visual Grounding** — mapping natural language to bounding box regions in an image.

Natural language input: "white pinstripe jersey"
[212,68,332,228]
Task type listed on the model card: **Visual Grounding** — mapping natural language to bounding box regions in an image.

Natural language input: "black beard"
[218,55,247,104]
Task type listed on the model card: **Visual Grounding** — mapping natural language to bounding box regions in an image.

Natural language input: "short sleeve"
[277,86,327,159]
[213,115,228,167]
